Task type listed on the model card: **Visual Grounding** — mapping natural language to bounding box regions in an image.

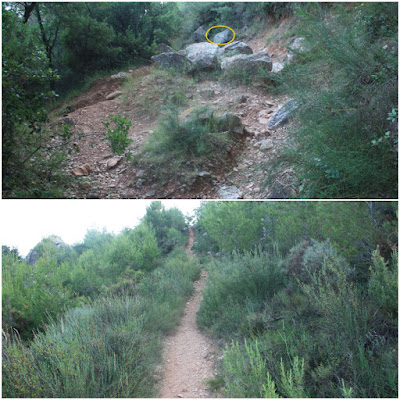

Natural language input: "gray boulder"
[157,43,176,54]
[193,25,208,42]
[26,250,38,265]
[218,113,244,135]
[221,51,272,73]
[213,29,233,45]
[218,41,253,57]
[151,52,186,70]
[268,100,299,130]
[185,42,219,72]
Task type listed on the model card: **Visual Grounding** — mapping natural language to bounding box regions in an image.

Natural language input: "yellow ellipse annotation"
[205,25,236,46]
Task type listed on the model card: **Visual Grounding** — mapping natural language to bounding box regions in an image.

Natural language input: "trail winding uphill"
[159,229,218,398]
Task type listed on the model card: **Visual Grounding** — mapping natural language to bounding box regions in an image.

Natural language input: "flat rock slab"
[218,185,243,199]
[268,99,299,130]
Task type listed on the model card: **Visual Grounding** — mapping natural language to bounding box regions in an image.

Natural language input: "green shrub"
[3,295,160,398]
[221,338,307,398]
[134,106,234,184]
[2,253,77,340]
[105,223,160,278]
[197,250,285,337]
[222,339,280,398]
[2,247,201,398]
[269,4,398,198]
[368,248,398,319]
[301,252,368,350]
[142,201,188,255]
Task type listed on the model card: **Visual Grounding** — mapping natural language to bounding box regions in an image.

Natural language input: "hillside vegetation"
[2,2,398,198]
[2,202,201,397]
[194,201,398,398]
[3,201,398,397]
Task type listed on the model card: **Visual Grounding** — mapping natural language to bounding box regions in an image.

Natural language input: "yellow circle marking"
[205,25,236,46]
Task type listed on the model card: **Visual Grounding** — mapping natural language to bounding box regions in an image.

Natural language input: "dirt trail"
[160,229,217,398]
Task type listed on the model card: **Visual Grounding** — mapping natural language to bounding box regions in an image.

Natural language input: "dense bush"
[2,203,190,340]
[197,201,398,398]
[2,5,71,198]
[197,250,285,337]
[2,253,78,340]
[142,201,188,255]
[134,106,235,184]
[270,3,398,198]
[3,231,199,398]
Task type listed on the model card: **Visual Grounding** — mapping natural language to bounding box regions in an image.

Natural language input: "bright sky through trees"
[1,200,202,256]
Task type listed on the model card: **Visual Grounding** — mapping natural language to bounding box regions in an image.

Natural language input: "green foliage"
[142,201,187,254]
[221,339,307,398]
[197,250,285,337]
[2,253,78,340]
[356,2,398,39]
[2,5,71,198]
[270,3,398,198]
[134,106,233,184]
[368,249,398,319]
[222,339,280,398]
[301,252,368,349]
[61,10,120,76]
[2,249,200,398]
[105,223,160,276]
[197,201,398,398]
[102,114,133,156]
[279,356,306,397]
[3,295,159,398]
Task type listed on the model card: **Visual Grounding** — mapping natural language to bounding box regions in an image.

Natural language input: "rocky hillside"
[52,20,305,199]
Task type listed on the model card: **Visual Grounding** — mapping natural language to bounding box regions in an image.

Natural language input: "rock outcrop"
[151,52,186,70]
[185,42,219,72]
[193,25,208,42]
[286,37,311,62]
[157,43,176,53]
[221,51,272,73]
[268,100,299,130]
[213,29,233,45]
[26,250,38,265]
[218,113,244,135]
[110,72,130,80]
[218,41,253,57]
[218,185,242,199]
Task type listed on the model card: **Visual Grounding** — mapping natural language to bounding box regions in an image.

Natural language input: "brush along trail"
[159,228,218,398]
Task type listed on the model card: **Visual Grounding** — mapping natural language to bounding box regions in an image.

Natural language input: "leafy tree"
[142,202,187,254]
[2,4,60,195]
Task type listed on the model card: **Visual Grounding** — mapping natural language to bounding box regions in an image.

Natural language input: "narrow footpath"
[160,229,217,398]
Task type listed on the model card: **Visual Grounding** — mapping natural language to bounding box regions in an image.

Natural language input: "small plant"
[279,356,306,397]
[103,114,133,156]
[134,106,235,184]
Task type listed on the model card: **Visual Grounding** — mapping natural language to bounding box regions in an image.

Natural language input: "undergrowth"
[264,3,398,198]
[198,241,398,398]
[133,105,236,184]
[2,248,201,398]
